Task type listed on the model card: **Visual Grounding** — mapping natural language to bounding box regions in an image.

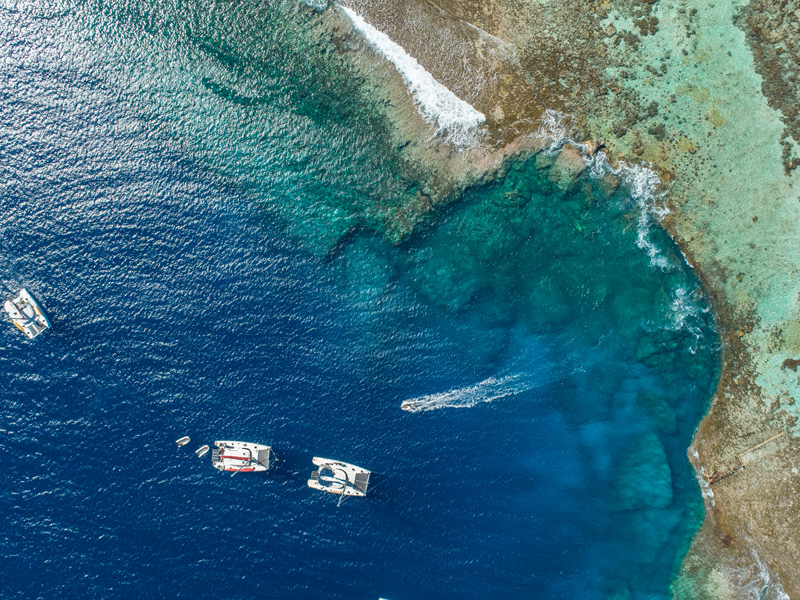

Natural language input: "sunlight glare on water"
[0,2,719,599]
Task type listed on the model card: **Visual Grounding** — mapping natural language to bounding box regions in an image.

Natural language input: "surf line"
[337,5,486,146]
[535,109,673,271]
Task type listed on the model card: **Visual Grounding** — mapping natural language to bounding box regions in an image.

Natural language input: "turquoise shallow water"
[0,2,719,598]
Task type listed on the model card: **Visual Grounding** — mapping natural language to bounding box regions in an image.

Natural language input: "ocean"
[0,2,719,599]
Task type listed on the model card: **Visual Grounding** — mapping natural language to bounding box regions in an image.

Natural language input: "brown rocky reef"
[319,0,800,597]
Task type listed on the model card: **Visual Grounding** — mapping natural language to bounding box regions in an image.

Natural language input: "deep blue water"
[1,3,719,599]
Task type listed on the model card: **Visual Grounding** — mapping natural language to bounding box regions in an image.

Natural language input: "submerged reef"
[312,0,800,597]
[737,0,800,174]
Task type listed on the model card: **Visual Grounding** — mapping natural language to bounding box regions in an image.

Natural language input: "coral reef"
[320,0,800,596]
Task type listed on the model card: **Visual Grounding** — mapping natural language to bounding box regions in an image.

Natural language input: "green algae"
[590,1,800,594]
[47,0,799,593]
[594,0,800,438]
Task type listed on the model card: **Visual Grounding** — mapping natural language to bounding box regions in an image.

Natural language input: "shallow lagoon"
[0,2,718,598]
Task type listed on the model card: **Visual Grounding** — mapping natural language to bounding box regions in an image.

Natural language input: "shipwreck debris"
[704,432,785,485]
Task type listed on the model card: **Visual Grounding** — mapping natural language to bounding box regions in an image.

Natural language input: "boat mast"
[231,456,255,476]
[336,471,353,507]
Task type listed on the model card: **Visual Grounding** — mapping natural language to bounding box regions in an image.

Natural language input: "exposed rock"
[648,122,666,140]
[737,0,800,161]
[583,138,604,155]
[321,0,800,594]
[549,145,587,191]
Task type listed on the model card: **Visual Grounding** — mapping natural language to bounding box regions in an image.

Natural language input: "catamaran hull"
[307,457,370,497]
[211,440,272,472]
[3,289,51,339]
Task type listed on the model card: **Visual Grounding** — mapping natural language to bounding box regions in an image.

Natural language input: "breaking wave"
[535,109,673,270]
[688,454,789,600]
[401,374,532,413]
[338,5,486,146]
[669,285,711,350]
[691,448,715,508]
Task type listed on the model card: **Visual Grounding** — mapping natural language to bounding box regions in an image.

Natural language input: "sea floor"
[316,0,800,595]
[0,2,723,599]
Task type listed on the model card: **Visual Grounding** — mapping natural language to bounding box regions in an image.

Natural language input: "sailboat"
[211,440,273,474]
[3,289,51,339]
[307,457,371,505]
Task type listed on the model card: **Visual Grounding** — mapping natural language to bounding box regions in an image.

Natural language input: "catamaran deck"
[3,289,51,339]
[308,457,371,499]
[211,440,272,472]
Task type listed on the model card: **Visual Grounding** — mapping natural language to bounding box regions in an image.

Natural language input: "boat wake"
[401,374,533,413]
[338,5,486,147]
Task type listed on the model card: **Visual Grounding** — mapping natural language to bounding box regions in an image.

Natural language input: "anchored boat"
[3,289,51,339]
[307,457,370,505]
[211,440,273,474]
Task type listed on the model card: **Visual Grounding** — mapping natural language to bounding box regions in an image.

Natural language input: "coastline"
[0,3,722,597]
[317,0,800,596]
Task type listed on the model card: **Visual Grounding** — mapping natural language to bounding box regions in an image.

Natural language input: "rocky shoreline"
[312,0,800,596]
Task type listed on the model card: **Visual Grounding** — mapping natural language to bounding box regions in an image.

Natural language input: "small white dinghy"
[3,289,51,339]
[211,441,273,474]
[308,457,371,505]
[195,445,209,458]
[176,436,190,446]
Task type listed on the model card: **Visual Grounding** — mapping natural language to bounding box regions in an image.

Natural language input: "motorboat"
[400,400,418,412]
[3,289,51,339]
[211,440,273,474]
[307,457,370,504]
[176,436,190,446]
[195,445,209,458]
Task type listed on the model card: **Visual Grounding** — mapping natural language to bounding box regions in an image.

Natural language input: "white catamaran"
[211,440,273,474]
[3,288,51,339]
[307,457,371,505]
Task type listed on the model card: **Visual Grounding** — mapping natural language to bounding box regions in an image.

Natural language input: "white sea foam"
[726,549,790,600]
[534,109,571,154]
[401,374,532,413]
[535,110,717,352]
[691,448,715,508]
[338,5,486,146]
[669,285,711,350]
[300,0,328,9]
[534,109,673,270]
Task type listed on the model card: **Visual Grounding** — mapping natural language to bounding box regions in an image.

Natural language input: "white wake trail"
[401,374,532,413]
